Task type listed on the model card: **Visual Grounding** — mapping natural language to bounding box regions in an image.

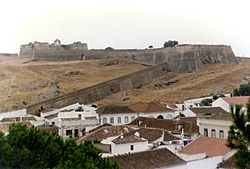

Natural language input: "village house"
[212,96,250,112]
[179,136,234,169]
[77,124,181,156]
[97,102,175,126]
[41,103,99,139]
[97,105,137,125]
[128,102,175,119]
[197,113,232,139]
[110,148,187,169]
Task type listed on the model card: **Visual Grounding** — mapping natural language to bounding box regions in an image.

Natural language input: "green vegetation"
[201,98,213,106]
[227,103,250,169]
[0,124,119,169]
[105,47,114,50]
[163,40,178,48]
[233,82,250,96]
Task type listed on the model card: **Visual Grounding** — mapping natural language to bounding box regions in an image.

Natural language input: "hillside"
[97,57,250,106]
[0,55,250,112]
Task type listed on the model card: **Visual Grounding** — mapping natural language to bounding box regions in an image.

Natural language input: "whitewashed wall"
[212,98,230,112]
[110,141,148,155]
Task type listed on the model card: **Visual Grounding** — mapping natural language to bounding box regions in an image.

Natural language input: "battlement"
[19,39,88,57]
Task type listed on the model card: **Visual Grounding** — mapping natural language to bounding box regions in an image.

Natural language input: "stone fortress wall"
[20,39,238,72]
[20,39,239,115]
[26,62,169,115]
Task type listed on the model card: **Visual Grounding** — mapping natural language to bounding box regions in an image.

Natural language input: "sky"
[0,0,250,56]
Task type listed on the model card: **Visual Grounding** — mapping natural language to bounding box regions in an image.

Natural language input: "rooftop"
[112,134,146,144]
[110,148,186,169]
[128,102,173,113]
[129,117,199,135]
[77,125,135,142]
[179,136,231,157]
[96,105,135,115]
[222,96,250,106]
[201,113,233,121]
[123,127,179,143]
[189,107,228,117]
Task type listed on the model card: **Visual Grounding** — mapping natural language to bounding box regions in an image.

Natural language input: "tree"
[201,99,212,106]
[227,102,250,169]
[0,124,119,169]
[105,47,114,50]
[233,83,250,96]
[163,40,178,48]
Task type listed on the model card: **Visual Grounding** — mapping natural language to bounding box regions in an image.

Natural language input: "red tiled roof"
[97,105,135,115]
[77,125,135,142]
[180,136,231,157]
[222,96,250,106]
[128,102,173,113]
[189,107,228,117]
[123,128,179,143]
[112,134,146,144]
[129,117,199,135]
[203,113,233,121]
[110,148,186,169]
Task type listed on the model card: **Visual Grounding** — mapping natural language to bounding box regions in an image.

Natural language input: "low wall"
[26,63,169,115]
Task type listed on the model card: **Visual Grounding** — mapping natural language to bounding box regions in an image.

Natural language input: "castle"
[19,39,238,72]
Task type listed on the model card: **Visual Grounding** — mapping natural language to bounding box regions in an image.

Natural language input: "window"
[211,129,216,138]
[131,116,135,121]
[110,117,114,124]
[219,130,224,139]
[124,116,129,123]
[130,145,134,150]
[204,128,208,137]
[103,118,107,124]
[117,117,121,124]
[66,130,72,136]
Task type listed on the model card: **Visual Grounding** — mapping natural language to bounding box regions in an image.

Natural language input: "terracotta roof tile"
[112,134,146,144]
[179,136,231,157]
[128,102,173,113]
[189,107,228,117]
[122,128,179,143]
[129,117,199,135]
[222,96,250,106]
[110,148,186,169]
[97,105,135,115]
[77,125,135,142]
[202,113,233,121]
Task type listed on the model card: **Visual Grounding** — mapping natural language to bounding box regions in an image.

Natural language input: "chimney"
[78,114,81,119]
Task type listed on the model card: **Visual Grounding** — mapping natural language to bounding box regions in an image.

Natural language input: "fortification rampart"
[26,62,169,115]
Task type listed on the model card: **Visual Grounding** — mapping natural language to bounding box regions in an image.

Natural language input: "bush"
[105,47,114,50]
[164,40,178,48]
[233,83,250,96]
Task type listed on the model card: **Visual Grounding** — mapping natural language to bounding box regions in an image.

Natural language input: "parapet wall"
[26,63,169,115]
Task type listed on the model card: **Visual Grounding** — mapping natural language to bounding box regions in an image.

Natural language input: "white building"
[41,103,99,139]
[197,113,232,139]
[212,96,249,112]
[110,133,148,155]
[97,102,175,126]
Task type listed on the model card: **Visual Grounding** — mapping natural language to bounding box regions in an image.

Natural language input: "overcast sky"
[0,0,249,56]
